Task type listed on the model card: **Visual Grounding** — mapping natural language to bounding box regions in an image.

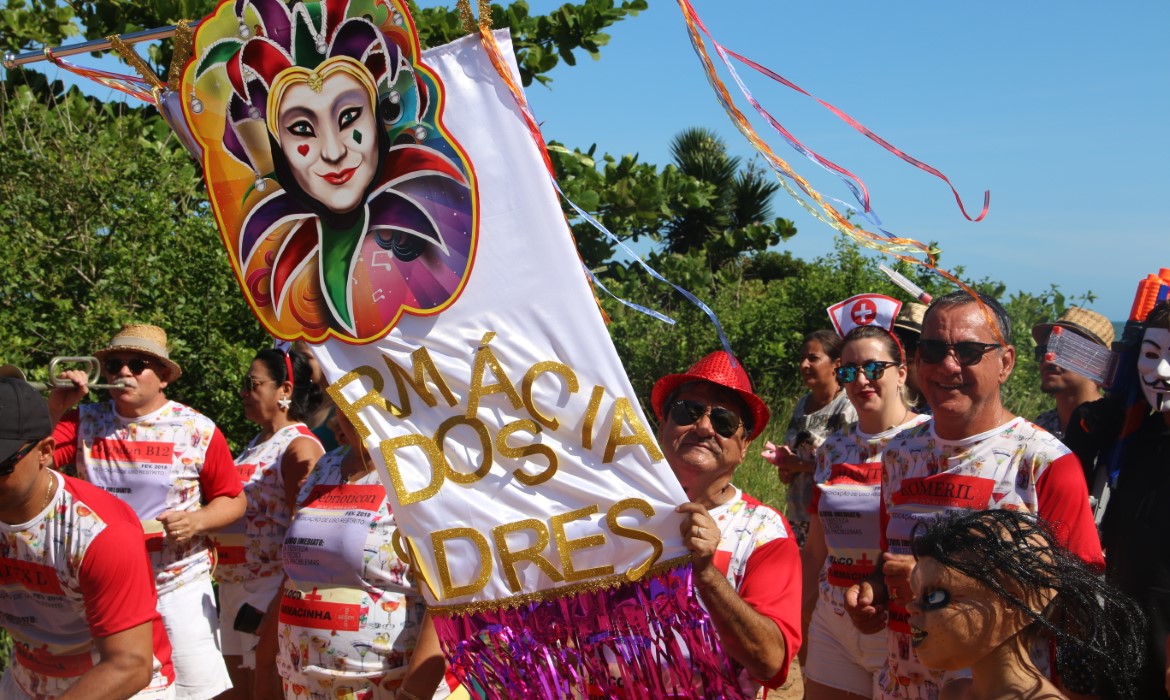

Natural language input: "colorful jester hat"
[186,0,477,342]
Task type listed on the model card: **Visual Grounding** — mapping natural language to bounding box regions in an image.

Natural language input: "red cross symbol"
[336,607,357,626]
[304,587,323,602]
[858,552,873,567]
[851,299,877,325]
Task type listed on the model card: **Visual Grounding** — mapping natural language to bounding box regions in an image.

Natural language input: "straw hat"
[1031,307,1115,348]
[651,351,770,441]
[94,324,182,382]
[893,302,928,335]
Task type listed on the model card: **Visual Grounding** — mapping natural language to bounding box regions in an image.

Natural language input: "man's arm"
[159,426,246,542]
[57,622,154,700]
[158,491,247,543]
[676,502,790,683]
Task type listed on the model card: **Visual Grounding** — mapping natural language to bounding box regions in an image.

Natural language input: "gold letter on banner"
[602,397,664,463]
[606,498,663,581]
[381,347,458,419]
[492,518,564,593]
[496,419,558,487]
[381,434,447,505]
[521,361,579,430]
[433,527,493,599]
[549,505,614,582]
[466,332,523,418]
[327,366,388,442]
[435,415,493,485]
[581,385,605,450]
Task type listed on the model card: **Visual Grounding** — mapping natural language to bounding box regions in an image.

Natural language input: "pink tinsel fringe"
[433,564,753,699]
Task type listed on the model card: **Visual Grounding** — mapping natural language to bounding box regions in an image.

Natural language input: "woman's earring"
[278,397,292,411]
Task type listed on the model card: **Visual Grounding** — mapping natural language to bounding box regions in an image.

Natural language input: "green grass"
[731,399,796,512]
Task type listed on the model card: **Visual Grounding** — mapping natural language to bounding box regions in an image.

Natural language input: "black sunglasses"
[0,440,40,477]
[918,340,1002,366]
[104,357,151,375]
[668,399,743,439]
[835,360,900,384]
[240,375,275,393]
[1033,344,1051,363]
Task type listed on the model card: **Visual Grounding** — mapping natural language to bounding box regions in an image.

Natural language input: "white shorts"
[1,667,177,699]
[157,577,233,700]
[218,574,283,667]
[804,596,886,697]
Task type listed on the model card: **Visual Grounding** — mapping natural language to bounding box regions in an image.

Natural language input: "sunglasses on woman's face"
[668,399,743,439]
[835,360,900,384]
[917,340,1002,367]
[240,375,275,394]
[104,357,151,375]
[0,440,39,477]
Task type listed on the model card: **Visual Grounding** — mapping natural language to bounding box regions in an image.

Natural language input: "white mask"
[1138,328,1170,413]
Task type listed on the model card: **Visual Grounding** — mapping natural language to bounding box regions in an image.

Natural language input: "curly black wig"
[911,509,1145,700]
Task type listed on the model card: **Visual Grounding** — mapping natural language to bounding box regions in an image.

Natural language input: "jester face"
[187,0,478,343]
[274,65,380,215]
[1138,328,1170,413]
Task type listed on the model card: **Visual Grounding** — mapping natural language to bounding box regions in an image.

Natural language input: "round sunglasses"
[835,360,900,384]
[918,340,1002,366]
[668,399,743,438]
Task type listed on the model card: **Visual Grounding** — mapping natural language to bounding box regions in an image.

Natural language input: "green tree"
[1,0,647,88]
[664,127,795,270]
[0,86,265,444]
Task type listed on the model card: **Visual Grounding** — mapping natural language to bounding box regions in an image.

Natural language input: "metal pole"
[2,21,199,70]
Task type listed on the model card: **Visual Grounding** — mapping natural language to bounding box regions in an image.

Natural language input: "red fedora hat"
[651,350,770,441]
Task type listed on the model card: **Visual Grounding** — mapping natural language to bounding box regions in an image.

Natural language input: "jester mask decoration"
[186,0,477,342]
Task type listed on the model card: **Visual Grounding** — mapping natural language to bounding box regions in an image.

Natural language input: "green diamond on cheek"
[353,130,363,144]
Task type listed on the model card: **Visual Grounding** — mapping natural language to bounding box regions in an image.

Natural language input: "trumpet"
[7,357,128,392]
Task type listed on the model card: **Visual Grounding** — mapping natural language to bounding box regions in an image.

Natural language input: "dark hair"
[923,290,1013,345]
[843,325,904,364]
[1146,301,1170,330]
[911,509,1145,700]
[804,329,844,361]
[253,348,323,422]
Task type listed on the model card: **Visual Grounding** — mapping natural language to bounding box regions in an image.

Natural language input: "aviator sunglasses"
[104,357,152,375]
[0,440,40,477]
[668,399,743,439]
[918,340,1002,366]
[835,360,900,384]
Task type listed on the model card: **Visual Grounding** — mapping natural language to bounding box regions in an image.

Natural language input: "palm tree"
[663,128,790,267]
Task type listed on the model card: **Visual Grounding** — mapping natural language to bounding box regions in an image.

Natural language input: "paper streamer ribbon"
[676,0,1007,344]
[40,47,159,104]
[678,0,989,225]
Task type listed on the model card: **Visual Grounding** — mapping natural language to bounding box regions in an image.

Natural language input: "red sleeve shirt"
[51,408,81,470]
[197,428,243,502]
[1036,452,1104,569]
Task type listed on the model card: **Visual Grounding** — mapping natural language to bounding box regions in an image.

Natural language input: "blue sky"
[17,0,1167,322]
[430,0,1168,322]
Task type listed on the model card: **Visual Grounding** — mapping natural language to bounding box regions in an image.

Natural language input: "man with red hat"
[48,324,245,700]
[0,374,175,699]
[651,350,801,697]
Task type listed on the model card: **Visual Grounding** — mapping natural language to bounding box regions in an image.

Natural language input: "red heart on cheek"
[297,144,310,157]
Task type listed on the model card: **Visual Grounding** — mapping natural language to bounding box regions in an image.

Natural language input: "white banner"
[281,31,691,610]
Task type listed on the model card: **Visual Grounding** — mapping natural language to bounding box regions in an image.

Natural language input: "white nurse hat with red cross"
[826,294,903,338]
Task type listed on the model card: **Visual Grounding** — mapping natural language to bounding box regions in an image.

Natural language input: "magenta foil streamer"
[433,564,752,699]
